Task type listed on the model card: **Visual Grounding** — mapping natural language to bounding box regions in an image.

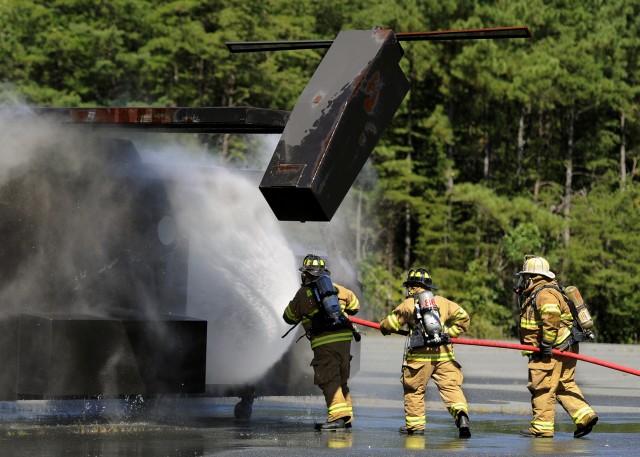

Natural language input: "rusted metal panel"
[397,25,531,41]
[259,29,410,221]
[0,107,289,133]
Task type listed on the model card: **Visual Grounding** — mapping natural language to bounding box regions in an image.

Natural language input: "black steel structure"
[259,29,409,221]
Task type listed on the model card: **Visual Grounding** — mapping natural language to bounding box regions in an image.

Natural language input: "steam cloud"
[0,105,362,404]
[0,108,301,392]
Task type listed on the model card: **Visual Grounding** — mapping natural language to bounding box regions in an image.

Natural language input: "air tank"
[565,286,594,330]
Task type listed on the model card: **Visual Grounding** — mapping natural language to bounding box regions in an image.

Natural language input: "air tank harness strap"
[531,284,588,348]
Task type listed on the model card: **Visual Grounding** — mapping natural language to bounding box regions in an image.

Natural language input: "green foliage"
[565,175,640,343]
[502,223,544,263]
[358,254,404,321]
[1,0,155,105]
[455,259,512,339]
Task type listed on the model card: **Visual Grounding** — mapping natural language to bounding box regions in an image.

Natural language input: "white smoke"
[0,105,359,396]
[0,109,135,315]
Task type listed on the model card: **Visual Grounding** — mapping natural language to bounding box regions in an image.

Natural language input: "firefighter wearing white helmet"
[282,254,360,431]
[379,268,471,438]
[515,255,598,438]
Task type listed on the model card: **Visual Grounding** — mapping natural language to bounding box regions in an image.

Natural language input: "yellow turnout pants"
[527,344,597,437]
[401,359,468,431]
[311,340,353,423]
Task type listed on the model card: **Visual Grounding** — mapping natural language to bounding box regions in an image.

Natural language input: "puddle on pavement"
[0,399,638,456]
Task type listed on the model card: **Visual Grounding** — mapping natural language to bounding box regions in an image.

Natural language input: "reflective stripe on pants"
[401,359,468,431]
[527,344,596,437]
[311,340,353,422]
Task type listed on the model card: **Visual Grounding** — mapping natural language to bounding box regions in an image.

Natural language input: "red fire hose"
[349,316,640,377]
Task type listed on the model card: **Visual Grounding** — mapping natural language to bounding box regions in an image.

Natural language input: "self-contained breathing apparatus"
[409,290,450,349]
[553,285,594,344]
[527,284,596,351]
[514,256,595,350]
[564,286,595,332]
[308,274,361,342]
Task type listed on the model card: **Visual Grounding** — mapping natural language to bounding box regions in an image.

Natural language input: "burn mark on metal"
[364,72,381,113]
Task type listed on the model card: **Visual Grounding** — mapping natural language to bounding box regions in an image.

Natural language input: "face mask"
[405,287,412,299]
[405,286,423,299]
[513,274,530,295]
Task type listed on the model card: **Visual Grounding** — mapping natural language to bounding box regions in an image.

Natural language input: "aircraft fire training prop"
[227,26,531,222]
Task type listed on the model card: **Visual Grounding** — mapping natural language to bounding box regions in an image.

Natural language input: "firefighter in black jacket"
[283,254,360,431]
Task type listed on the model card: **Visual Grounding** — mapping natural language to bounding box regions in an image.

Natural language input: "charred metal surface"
[15,313,206,398]
[0,107,289,133]
[0,316,19,400]
[259,29,410,221]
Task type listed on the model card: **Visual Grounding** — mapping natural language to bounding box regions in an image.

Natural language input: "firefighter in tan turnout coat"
[515,256,598,438]
[379,268,471,438]
[283,254,360,431]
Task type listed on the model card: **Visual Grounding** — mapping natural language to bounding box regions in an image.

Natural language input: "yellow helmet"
[519,256,555,279]
[299,254,330,276]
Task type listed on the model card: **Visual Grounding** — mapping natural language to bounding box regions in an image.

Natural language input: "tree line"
[1,0,638,343]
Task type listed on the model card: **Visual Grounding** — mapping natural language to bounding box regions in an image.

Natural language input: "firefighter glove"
[379,324,391,336]
[539,341,553,358]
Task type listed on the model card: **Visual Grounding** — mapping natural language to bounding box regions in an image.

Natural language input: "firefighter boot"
[519,428,551,438]
[456,412,471,438]
[574,416,598,438]
[399,427,425,435]
[315,418,346,431]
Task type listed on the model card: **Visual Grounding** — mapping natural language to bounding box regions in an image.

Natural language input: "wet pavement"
[0,335,638,456]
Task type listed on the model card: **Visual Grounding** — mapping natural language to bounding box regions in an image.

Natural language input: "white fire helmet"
[519,256,555,279]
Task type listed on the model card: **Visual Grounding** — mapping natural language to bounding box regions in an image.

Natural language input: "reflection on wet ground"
[0,337,638,456]
[0,398,639,457]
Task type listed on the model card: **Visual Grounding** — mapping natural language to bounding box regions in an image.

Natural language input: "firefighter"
[379,268,471,438]
[515,255,598,438]
[283,254,360,431]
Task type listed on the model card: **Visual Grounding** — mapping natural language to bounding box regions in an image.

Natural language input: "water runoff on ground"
[0,335,638,457]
